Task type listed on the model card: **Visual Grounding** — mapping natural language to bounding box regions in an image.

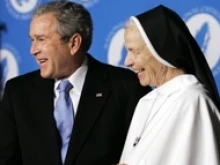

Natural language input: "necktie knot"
[58,80,73,93]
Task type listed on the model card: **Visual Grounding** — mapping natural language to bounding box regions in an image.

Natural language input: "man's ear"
[68,33,82,55]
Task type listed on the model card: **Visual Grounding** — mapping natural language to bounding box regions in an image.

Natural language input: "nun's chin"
[140,83,148,87]
[139,77,156,88]
[139,79,149,87]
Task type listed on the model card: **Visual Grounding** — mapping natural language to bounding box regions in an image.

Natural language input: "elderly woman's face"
[124,28,162,86]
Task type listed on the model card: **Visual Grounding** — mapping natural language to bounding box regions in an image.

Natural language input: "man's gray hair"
[33,1,93,52]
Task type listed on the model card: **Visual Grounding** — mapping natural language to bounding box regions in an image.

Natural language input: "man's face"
[124,28,162,87]
[29,12,73,79]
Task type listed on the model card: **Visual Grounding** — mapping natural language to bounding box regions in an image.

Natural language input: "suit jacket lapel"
[65,56,111,165]
[28,74,62,165]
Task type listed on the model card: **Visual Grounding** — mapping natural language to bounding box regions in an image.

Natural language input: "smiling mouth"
[134,68,145,74]
[38,59,48,64]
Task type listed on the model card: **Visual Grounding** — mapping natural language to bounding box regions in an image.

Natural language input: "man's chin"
[40,71,52,79]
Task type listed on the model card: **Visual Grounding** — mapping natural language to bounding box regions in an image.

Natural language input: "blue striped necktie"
[54,80,74,164]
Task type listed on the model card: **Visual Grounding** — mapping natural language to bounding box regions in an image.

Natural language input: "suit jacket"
[0,56,150,165]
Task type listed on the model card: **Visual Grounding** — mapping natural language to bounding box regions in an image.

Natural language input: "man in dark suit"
[0,1,150,165]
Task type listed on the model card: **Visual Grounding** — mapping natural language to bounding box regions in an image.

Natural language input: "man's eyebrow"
[29,34,47,38]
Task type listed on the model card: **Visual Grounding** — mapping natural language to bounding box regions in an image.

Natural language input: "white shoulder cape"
[120,74,220,165]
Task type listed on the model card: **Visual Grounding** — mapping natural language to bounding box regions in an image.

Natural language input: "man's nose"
[30,42,40,56]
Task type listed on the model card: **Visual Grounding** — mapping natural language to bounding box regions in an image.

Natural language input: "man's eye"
[38,38,45,41]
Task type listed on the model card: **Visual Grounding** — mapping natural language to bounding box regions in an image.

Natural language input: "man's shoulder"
[89,55,133,74]
[98,62,137,79]
[6,70,40,85]
[88,56,137,80]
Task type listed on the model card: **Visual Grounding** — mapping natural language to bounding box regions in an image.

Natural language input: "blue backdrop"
[1,0,220,97]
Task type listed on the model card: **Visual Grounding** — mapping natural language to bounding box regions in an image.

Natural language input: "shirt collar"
[54,57,88,94]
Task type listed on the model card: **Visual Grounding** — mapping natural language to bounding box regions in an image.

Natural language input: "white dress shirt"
[54,57,88,116]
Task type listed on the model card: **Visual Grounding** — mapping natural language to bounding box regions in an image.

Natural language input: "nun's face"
[124,28,163,87]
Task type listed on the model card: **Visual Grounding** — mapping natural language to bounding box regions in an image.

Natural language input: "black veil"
[132,5,220,110]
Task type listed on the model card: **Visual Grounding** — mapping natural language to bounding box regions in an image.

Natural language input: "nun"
[119,5,220,165]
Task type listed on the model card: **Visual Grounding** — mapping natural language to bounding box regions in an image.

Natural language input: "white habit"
[120,74,220,165]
